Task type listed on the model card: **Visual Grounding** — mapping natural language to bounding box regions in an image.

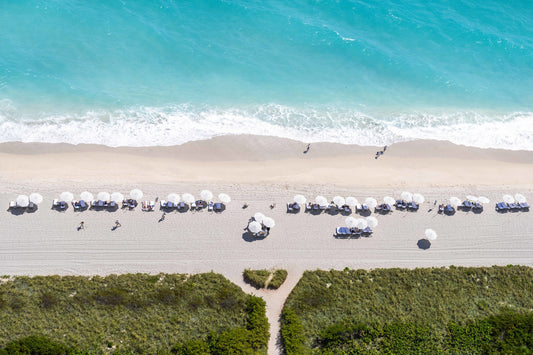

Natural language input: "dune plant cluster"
[281,266,533,354]
[0,273,269,354]
[243,269,288,289]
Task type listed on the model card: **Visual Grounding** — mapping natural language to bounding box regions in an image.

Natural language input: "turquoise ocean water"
[1,0,532,149]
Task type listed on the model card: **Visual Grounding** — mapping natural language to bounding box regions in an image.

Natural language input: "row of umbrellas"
[293,193,425,209]
[345,216,378,229]
[248,212,276,234]
[16,189,232,205]
[502,194,527,204]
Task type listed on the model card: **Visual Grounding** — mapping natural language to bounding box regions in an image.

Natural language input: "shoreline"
[1,135,533,188]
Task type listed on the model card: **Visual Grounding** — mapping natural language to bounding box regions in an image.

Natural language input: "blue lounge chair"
[444,204,454,214]
[362,227,373,235]
[462,201,472,210]
[98,200,104,208]
[215,202,222,211]
[351,228,362,236]
[407,202,419,211]
[109,201,116,208]
[519,202,530,210]
[293,203,300,211]
[508,202,520,210]
[383,204,391,212]
[80,200,87,209]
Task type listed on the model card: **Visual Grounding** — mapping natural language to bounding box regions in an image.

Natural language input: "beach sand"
[1,135,533,354]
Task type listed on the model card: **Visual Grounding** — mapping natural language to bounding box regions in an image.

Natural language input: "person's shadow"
[111,226,119,231]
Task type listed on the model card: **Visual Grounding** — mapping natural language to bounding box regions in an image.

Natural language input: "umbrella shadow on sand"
[417,239,431,250]
[242,231,267,242]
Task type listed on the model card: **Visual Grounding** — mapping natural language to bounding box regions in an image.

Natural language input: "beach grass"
[243,269,288,290]
[0,273,269,354]
[281,266,533,354]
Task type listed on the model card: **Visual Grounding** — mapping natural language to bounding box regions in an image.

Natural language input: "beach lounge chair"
[80,200,87,209]
[407,202,419,211]
[361,204,369,213]
[9,200,17,209]
[28,202,35,210]
[362,227,373,235]
[286,203,293,212]
[109,201,116,209]
[191,201,197,210]
[97,200,104,208]
[293,203,300,211]
[383,204,391,213]
[60,201,67,210]
[142,201,148,211]
[508,202,520,210]
[149,201,155,211]
[178,201,186,210]
[214,202,222,211]
[473,202,483,211]
[72,200,80,210]
[208,201,214,211]
[444,204,454,214]
[351,228,362,236]
[462,201,472,210]
[52,199,59,207]
[160,200,167,208]
[519,202,530,210]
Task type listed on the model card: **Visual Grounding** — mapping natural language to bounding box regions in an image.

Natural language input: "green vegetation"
[267,270,288,290]
[243,269,287,290]
[281,266,533,354]
[0,273,269,354]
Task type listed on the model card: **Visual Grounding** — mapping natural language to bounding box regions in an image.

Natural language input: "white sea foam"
[0,103,532,150]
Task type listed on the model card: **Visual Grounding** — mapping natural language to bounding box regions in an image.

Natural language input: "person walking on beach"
[115,220,121,228]
[161,212,166,221]
[304,143,311,153]
[79,221,85,230]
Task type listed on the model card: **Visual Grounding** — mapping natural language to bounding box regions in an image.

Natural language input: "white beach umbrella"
[465,195,478,202]
[60,191,74,202]
[130,189,143,200]
[514,194,527,204]
[29,193,43,204]
[218,193,231,204]
[80,191,94,202]
[401,191,413,202]
[333,196,345,206]
[294,195,306,205]
[413,193,425,204]
[502,194,515,204]
[449,197,462,207]
[315,196,328,207]
[167,193,181,204]
[16,195,29,207]
[254,212,265,223]
[262,217,276,228]
[200,190,213,201]
[477,196,490,204]
[345,217,357,228]
[97,192,110,201]
[425,228,437,241]
[110,192,124,202]
[355,218,368,229]
[248,221,262,234]
[182,193,195,204]
[364,197,378,209]
[383,196,395,206]
[366,216,378,228]
[345,197,358,207]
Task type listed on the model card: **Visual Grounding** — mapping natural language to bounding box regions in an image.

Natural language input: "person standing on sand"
[161,212,166,221]
[115,220,121,228]
[79,221,85,230]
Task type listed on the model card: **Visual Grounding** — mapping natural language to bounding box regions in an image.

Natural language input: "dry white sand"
[1,135,532,354]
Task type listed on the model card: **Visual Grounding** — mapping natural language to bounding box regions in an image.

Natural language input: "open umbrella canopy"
[167,193,181,204]
[449,197,462,207]
[355,218,368,229]
[345,197,358,207]
[80,191,94,201]
[477,196,490,204]
[218,193,231,204]
[130,189,143,200]
[29,193,43,204]
[182,193,195,203]
[294,195,306,205]
[366,216,378,228]
[248,221,262,234]
[514,194,527,203]
[60,191,74,202]
[97,192,110,201]
[315,196,328,207]
[413,193,425,204]
[425,229,437,240]
[110,192,124,202]
[254,212,265,223]
[465,195,478,202]
[263,217,276,228]
[364,197,378,209]
[502,194,515,204]
[383,196,395,206]
[200,190,213,201]
[16,195,29,207]
[345,217,357,228]
[401,191,413,202]
[333,196,345,206]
